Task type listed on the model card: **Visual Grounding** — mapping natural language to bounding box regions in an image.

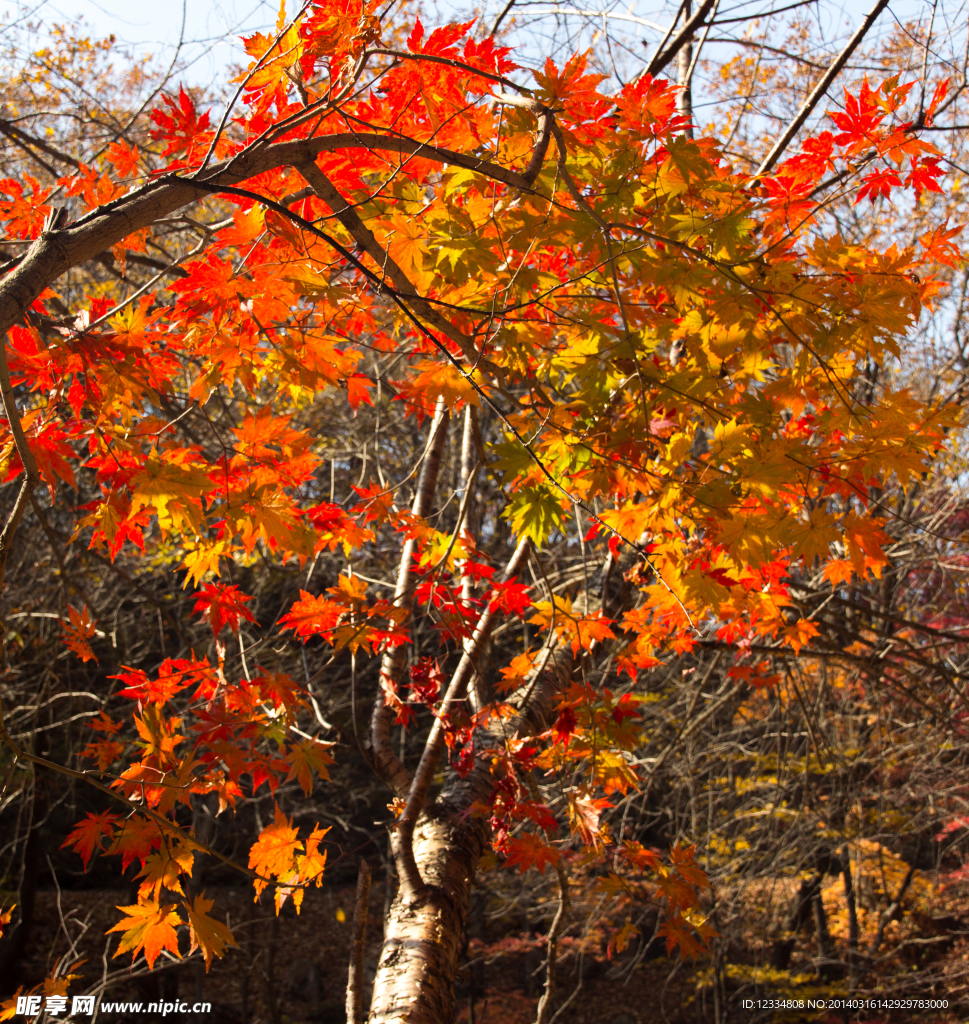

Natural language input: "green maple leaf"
[503,485,568,546]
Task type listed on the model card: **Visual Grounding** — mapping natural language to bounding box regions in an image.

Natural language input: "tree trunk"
[369,788,489,1024]
[0,777,43,994]
[676,0,694,138]
[367,536,629,1024]
[369,604,580,1023]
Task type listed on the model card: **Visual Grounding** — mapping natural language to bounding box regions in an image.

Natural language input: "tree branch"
[643,0,716,79]
[346,858,372,1024]
[754,0,891,178]
[395,537,532,860]
[297,160,488,367]
[0,118,82,171]
[369,401,451,819]
[0,332,40,594]
[0,127,532,343]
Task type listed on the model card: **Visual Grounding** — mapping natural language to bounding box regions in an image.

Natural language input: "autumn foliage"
[0,0,964,1018]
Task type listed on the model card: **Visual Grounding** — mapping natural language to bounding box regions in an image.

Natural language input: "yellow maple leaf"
[182,892,237,971]
[180,539,232,587]
[388,218,433,288]
[109,296,159,343]
[135,840,195,901]
[129,452,214,536]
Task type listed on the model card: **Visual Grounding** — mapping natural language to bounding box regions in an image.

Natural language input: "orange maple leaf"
[669,842,711,890]
[248,806,330,913]
[823,558,855,586]
[783,617,820,654]
[278,590,343,640]
[920,221,964,268]
[292,825,330,912]
[108,899,183,969]
[60,604,98,663]
[503,833,561,874]
[249,805,301,902]
[104,139,141,178]
[407,360,480,411]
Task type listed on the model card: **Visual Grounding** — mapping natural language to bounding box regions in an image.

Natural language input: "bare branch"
[643,0,716,80]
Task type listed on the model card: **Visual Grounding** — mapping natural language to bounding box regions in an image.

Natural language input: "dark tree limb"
[298,161,488,367]
[755,0,891,177]
[643,0,716,79]
[841,846,860,988]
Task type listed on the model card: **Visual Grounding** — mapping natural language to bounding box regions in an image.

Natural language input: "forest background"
[1,0,969,1022]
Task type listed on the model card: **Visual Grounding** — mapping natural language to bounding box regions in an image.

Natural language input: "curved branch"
[0,128,532,343]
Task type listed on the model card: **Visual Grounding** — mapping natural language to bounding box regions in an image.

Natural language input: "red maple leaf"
[193,583,257,636]
[906,156,944,198]
[488,579,531,616]
[409,657,444,704]
[503,833,561,874]
[855,167,902,204]
[61,810,120,868]
[552,705,577,746]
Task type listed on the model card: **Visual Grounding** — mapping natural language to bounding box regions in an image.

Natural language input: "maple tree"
[622,9,969,1013]
[0,1,966,1021]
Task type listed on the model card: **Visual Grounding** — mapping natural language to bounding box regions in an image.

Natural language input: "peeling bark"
[370,796,488,1024]
[368,589,585,1023]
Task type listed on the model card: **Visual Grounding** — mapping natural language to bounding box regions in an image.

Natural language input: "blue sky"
[0,0,936,88]
[1,0,281,83]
